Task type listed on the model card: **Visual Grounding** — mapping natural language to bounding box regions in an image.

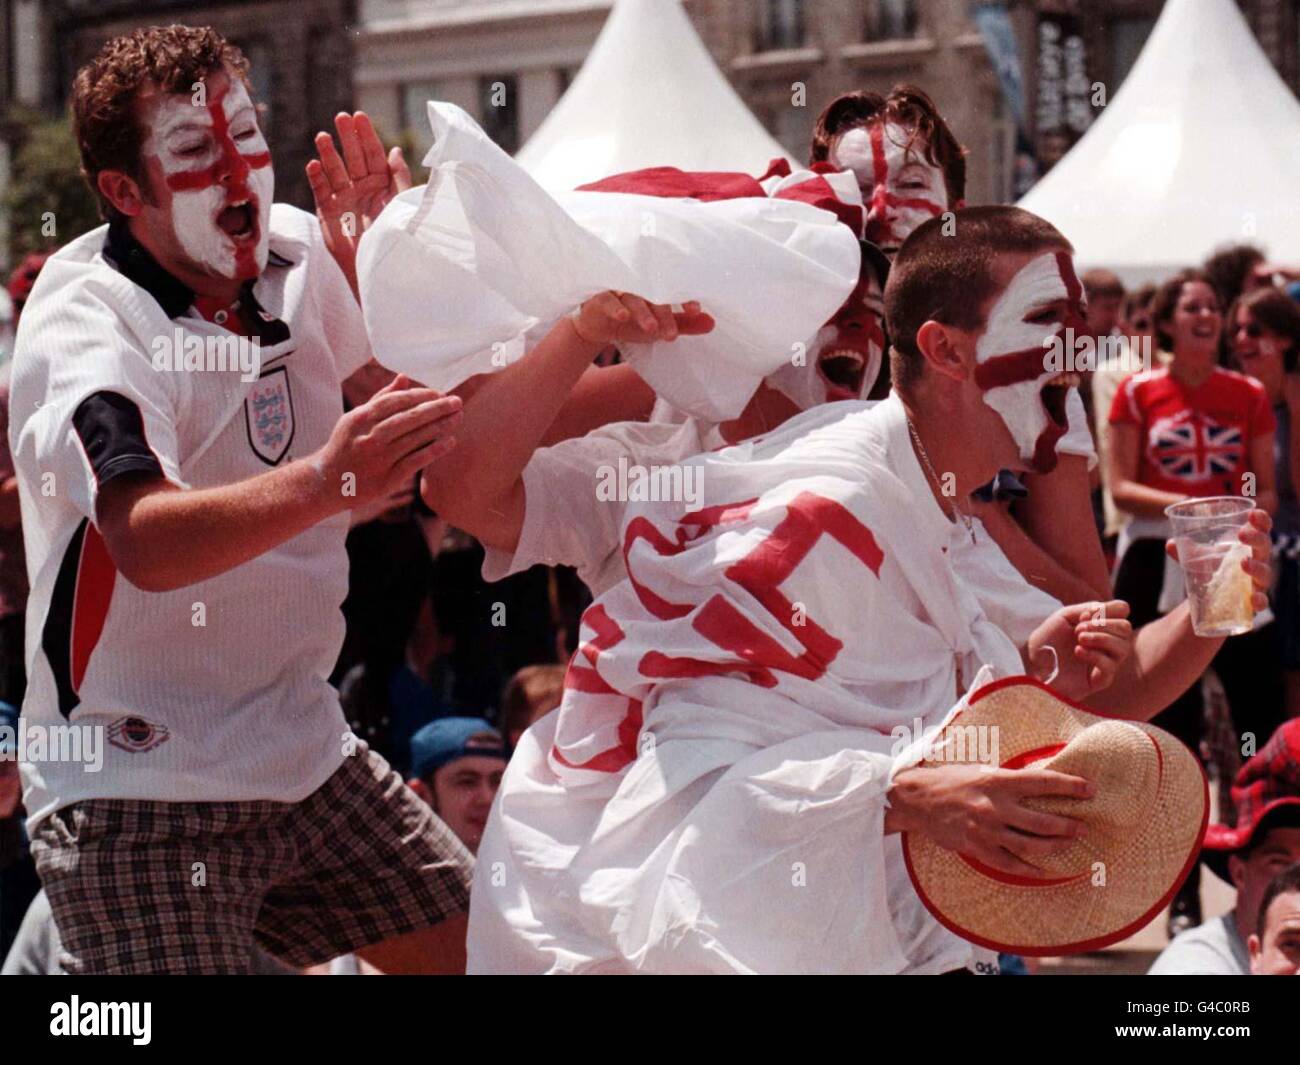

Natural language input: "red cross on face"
[830,121,948,254]
[141,72,274,281]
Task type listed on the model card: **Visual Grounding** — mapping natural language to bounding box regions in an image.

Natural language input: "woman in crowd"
[1227,287,1300,716]
[1108,269,1281,933]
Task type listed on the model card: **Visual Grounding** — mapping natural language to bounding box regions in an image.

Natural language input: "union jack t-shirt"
[1108,367,1275,498]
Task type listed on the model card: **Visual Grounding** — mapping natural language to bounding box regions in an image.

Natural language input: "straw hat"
[902,676,1208,956]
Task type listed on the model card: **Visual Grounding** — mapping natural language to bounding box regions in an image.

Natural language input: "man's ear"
[1247,932,1261,961]
[407,776,434,808]
[914,319,969,384]
[1228,852,1248,892]
[96,170,148,218]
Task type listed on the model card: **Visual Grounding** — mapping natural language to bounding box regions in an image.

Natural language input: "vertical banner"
[972,2,1038,198]
[1035,11,1094,171]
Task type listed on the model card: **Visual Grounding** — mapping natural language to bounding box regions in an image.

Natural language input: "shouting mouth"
[818,346,870,401]
[216,198,258,242]
[1040,371,1077,431]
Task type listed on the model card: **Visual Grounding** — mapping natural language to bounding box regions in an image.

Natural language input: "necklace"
[907,416,976,545]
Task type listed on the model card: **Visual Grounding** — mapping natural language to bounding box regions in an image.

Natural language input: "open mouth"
[818,347,868,399]
[1040,371,1078,430]
[216,199,257,241]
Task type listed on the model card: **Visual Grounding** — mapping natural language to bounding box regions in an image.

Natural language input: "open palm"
[306,111,412,295]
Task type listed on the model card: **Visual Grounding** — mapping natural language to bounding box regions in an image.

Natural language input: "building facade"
[356,0,1300,204]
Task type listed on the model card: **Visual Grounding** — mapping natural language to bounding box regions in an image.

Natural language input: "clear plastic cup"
[1165,496,1256,637]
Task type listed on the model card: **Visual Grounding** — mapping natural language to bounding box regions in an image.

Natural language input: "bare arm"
[420,294,712,552]
[1108,422,1187,520]
[972,496,1107,604]
[98,377,460,592]
[539,362,655,446]
[1009,454,1110,600]
[1085,509,1274,720]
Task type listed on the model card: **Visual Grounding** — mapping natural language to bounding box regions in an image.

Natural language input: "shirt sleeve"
[14,281,185,524]
[481,420,705,595]
[302,207,374,380]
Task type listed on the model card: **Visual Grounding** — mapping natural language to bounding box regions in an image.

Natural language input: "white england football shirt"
[9,205,372,824]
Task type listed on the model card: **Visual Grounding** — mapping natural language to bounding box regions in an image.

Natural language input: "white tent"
[1018,0,1300,284]
[516,0,794,191]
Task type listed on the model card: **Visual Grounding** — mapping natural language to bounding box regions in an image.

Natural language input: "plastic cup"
[1165,496,1256,638]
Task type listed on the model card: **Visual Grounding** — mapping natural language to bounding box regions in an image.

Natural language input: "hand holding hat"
[900,676,1207,956]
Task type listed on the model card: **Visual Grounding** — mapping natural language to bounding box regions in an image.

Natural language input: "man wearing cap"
[408,718,509,855]
[1150,720,1300,975]
[1249,863,1300,975]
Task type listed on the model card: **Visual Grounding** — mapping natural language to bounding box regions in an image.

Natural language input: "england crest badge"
[245,366,296,465]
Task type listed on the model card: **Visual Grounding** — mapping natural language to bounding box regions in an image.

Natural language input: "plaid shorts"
[28,743,473,974]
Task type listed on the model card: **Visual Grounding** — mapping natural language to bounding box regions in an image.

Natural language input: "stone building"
[355,0,1300,207]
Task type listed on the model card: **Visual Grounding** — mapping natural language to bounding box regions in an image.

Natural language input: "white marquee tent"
[1018,0,1300,283]
[516,0,795,191]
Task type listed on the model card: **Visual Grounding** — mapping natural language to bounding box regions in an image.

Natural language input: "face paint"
[143,79,273,281]
[767,268,885,409]
[830,122,947,255]
[972,251,1089,474]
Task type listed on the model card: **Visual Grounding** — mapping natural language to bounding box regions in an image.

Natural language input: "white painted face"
[972,250,1089,473]
[830,122,948,256]
[142,78,273,281]
[767,266,885,409]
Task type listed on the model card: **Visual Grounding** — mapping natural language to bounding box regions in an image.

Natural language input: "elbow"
[99,530,187,594]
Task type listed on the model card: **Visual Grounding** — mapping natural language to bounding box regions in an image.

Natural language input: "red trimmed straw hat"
[1202,719,1300,882]
[903,676,1207,956]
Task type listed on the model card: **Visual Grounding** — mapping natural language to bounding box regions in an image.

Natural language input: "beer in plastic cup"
[1164,496,1255,638]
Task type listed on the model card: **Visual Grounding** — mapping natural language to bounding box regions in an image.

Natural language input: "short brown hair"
[1151,269,1217,352]
[809,85,967,205]
[1082,268,1124,301]
[1202,243,1264,309]
[71,24,253,223]
[499,664,566,744]
[884,206,1071,391]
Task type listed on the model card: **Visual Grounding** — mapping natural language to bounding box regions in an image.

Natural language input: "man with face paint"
[467,206,1276,974]
[7,27,473,974]
[811,86,1111,608]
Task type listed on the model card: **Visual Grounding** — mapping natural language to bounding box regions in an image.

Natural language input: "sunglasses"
[1236,322,1264,339]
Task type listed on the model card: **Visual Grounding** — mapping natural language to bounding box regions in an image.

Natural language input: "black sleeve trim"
[72,391,165,488]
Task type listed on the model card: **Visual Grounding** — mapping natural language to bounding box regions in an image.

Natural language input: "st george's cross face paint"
[972,250,1090,474]
[767,266,886,408]
[830,122,948,255]
[141,77,273,281]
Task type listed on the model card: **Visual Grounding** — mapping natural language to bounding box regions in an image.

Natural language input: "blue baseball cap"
[409,717,508,781]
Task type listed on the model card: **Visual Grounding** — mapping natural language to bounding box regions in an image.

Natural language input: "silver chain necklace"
[907,417,976,545]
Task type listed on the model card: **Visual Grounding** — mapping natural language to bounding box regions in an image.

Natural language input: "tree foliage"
[2,108,101,265]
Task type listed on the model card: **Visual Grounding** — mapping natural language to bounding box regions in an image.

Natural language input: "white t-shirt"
[9,205,372,824]
[1147,913,1250,975]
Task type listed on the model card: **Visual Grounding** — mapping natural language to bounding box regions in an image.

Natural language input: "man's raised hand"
[571,292,715,348]
[311,374,460,510]
[1028,599,1133,699]
[306,111,413,294]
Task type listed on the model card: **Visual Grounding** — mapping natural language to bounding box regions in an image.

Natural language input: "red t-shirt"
[1108,366,1276,497]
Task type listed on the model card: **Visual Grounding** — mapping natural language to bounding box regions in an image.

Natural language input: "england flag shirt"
[9,205,372,824]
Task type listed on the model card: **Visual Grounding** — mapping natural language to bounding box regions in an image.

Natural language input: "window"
[1108,17,1156,91]
[479,74,520,154]
[864,0,918,42]
[757,0,805,51]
